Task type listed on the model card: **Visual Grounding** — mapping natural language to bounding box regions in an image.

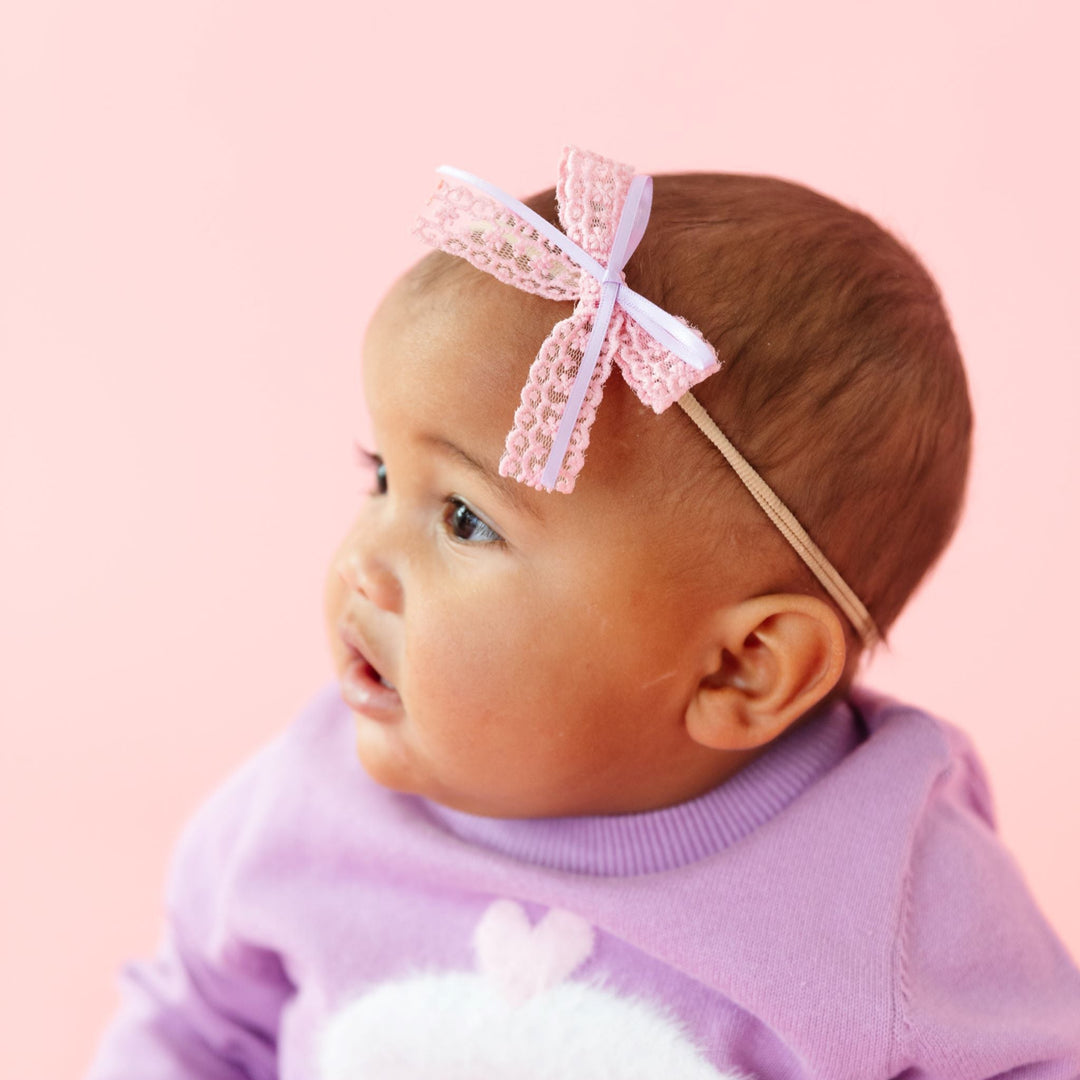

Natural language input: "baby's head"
[325,156,971,819]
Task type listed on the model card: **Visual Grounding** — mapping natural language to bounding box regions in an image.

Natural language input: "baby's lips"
[340,652,402,717]
[337,620,396,690]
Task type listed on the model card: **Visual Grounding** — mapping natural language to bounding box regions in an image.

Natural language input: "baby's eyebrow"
[421,434,543,521]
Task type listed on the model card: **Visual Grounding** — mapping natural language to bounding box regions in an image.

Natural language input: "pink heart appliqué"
[473,900,595,1006]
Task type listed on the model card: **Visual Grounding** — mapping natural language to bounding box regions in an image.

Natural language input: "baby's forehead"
[368,265,573,406]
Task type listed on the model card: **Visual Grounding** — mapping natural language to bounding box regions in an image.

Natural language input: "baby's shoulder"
[846,688,1080,1061]
[167,685,397,894]
[180,685,351,814]
[845,685,996,829]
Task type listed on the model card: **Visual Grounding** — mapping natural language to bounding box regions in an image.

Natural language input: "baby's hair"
[414,172,972,642]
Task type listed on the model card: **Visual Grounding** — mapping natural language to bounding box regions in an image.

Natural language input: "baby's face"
[325,270,748,818]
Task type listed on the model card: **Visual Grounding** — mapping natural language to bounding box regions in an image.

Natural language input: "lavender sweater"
[87,685,1080,1079]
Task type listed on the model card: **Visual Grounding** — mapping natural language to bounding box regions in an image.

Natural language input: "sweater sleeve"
[84,744,294,1080]
[896,736,1080,1078]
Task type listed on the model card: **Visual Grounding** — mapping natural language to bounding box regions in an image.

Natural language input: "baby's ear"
[685,595,846,751]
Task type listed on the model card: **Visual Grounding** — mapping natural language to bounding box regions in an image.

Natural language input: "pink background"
[2,2,1077,1076]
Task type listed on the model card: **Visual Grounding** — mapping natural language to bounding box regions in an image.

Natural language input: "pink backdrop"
[2,2,1077,1076]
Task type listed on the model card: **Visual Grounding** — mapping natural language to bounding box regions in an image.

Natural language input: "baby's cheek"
[409,634,498,741]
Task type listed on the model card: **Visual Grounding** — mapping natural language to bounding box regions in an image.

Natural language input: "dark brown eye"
[444,498,501,543]
[355,446,387,496]
[372,459,388,496]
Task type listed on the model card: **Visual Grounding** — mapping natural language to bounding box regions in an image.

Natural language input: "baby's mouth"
[337,625,402,716]
[347,644,396,691]
[365,659,395,691]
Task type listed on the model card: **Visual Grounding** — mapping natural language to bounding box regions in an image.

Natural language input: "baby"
[87,148,1080,1079]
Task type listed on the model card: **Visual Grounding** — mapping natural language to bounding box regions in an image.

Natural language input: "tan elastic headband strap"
[678,393,881,649]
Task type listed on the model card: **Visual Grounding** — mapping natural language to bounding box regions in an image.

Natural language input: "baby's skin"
[323,268,850,819]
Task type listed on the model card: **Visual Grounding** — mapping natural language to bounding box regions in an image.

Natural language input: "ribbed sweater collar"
[422,699,863,876]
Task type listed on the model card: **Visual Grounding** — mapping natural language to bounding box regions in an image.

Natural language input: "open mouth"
[344,641,395,691]
[362,658,395,692]
[338,627,401,716]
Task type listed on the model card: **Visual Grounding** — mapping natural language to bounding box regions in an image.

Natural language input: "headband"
[415,147,880,649]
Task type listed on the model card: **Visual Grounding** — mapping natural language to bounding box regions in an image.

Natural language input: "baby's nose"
[335,537,403,615]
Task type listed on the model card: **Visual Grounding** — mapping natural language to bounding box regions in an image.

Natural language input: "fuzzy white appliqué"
[319,899,748,1079]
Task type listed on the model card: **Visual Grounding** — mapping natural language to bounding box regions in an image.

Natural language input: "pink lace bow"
[415,147,721,492]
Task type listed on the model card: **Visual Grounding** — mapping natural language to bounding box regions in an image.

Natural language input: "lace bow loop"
[415,147,721,492]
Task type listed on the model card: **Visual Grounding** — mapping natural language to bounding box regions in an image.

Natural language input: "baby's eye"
[444,497,502,544]
[367,453,388,496]
[354,445,387,496]
[372,459,388,496]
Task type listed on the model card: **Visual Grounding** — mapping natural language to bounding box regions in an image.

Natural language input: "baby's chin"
[350,722,544,818]
[350,714,473,812]
[351,711,419,792]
